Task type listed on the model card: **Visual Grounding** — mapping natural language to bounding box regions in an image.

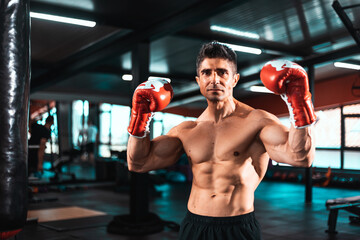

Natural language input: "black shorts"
[85,142,95,153]
[28,148,39,174]
[178,210,262,240]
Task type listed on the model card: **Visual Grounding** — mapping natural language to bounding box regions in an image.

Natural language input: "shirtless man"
[127,42,316,240]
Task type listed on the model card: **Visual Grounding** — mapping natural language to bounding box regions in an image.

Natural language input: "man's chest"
[180,120,260,164]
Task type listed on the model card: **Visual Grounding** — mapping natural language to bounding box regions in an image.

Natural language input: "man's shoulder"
[247,108,282,128]
[233,103,279,124]
[248,108,274,118]
[167,120,197,137]
[233,102,269,118]
[176,120,198,130]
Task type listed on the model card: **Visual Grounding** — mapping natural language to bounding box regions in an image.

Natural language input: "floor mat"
[39,214,113,232]
[28,200,66,210]
[28,206,106,222]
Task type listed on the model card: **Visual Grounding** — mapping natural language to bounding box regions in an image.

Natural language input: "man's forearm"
[127,136,151,170]
[288,125,315,165]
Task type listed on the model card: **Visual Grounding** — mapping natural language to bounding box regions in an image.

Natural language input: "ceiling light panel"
[30,12,96,27]
[210,25,260,39]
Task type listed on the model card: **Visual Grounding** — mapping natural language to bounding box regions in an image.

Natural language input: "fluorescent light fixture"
[121,75,171,83]
[249,86,273,93]
[122,74,133,81]
[30,12,96,27]
[220,42,262,55]
[211,25,260,39]
[334,62,360,70]
[148,76,171,83]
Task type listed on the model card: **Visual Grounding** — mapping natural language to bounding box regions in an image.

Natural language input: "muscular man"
[28,115,54,177]
[127,42,316,240]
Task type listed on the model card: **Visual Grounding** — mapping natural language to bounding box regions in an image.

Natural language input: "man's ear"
[195,76,200,86]
[233,73,240,87]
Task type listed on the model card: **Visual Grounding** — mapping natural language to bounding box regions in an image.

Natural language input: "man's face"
[196,58,239,102]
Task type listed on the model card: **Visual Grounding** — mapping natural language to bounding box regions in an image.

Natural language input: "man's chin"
[207,96,223,102]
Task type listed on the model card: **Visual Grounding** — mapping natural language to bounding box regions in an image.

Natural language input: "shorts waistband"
[185,210,256,225]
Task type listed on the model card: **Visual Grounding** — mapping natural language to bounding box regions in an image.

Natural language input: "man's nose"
[210,72,220,85]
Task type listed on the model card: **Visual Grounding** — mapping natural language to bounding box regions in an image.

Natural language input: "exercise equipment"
[0,0,31,239]
[326,196,360,234]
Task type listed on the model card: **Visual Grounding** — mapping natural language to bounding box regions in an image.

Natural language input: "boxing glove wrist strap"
[127,110,154,138]
[280,92,317,129]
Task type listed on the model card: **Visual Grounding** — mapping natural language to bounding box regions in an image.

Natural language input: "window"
[343,103,360,114]
[314,150,341,169]
[343,102,360,170]
[110,105,131,146]
[313,108,341,169]
[344,151,360,170]
[99,103,130,157]
[315,108,341,149]
[72,100,89,147]
[345,118,360,147]
[39,107,59,155]
[153,112,196,138]
[99,103,111,145]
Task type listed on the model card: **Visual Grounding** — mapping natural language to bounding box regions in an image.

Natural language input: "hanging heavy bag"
[0,0,31,239]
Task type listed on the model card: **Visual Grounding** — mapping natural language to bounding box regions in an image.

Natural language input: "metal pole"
[130,42,150,219]
[305,65,315,203]
[340,106,345,169]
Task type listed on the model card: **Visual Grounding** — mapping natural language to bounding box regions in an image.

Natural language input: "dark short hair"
[196,41,237,74]
[46,115,54,124]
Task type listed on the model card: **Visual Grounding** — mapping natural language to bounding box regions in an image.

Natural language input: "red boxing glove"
[260,60,317,128]
[128,78,173,138]
[0,229,22,240]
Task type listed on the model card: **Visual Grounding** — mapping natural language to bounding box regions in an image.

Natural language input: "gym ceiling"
[29,0,360,109]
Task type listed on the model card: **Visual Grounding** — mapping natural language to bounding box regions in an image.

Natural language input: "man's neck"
[205,97,236,123]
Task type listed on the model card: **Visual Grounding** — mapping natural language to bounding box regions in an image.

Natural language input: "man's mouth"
[207,88,223,92]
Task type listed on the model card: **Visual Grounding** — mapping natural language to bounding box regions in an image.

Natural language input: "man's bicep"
[252,110,288,147]
[259,121,309,167]
[148,134,184,170]
[259,119,290,163]
[260,121,289,147]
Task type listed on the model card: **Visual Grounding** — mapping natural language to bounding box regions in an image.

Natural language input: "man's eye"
[217,70,226,76]
[202,70,211,76]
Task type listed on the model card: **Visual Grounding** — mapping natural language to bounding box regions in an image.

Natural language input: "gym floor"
[21,166,360,240]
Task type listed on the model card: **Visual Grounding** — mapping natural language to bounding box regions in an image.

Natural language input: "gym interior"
[1,0,360,239]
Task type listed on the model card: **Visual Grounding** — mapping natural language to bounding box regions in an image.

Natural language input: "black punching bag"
[0,0,30,239]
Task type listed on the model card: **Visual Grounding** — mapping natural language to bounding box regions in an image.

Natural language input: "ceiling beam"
[294,0,312,55]
[299,44,360,67]
[292,28,349,50]
[30,1,137,29]
[332,0,360,48]
[176,29,306,57]
[30,0,247,92]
